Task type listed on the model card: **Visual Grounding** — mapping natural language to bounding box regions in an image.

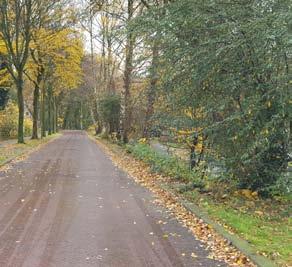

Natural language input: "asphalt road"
[0,131,226,267]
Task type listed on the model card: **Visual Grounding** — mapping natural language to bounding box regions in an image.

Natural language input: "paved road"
[0,131,226,267]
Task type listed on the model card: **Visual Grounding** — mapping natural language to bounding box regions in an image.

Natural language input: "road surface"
[0,131,226,267]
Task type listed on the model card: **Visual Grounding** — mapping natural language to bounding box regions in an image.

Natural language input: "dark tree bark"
[32,84,40,139]
[16,76,25,143]
[31,67,44,139]
[41,86,46,138]
[48,86,52,135]
[53,96,57,133]
[122,0,135,143]
[190,132,198,169]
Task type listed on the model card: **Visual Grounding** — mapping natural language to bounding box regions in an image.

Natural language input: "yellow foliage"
[173,127,204,152]
[177,130,192,135]
[138,138,147,144]
[0,102,18,138]
[235,189,258,200]
[0,69,11,88]
[267,101,271,108]
[0,38,11,88]
[0,38,7,54]
[29,28,83,95]
[0,102,32,138]
[24,118,33,136]
[184,107,205,120]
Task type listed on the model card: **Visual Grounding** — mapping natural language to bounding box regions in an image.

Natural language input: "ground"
[0,131,228,267]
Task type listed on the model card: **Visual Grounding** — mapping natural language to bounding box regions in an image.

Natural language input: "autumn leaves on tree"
[0,0,83,142]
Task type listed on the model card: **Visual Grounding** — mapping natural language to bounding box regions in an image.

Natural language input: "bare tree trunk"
[89,7,102,133]
[48,88,52,135]
[51,96,55,133]
[16,75,25,143]
[41,86,46,138]
[122,0,135,143]
[31,84,39,139]
[55,96,58,133]
[31,67,43,139]
[80,101,83,130]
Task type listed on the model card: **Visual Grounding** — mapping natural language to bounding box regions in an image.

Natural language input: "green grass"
[126,143,292,266]
[0,134,61,166]
[183,190,291,266]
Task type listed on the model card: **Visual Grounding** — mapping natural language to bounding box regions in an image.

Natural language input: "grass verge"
[125,142,291,266]
[0,133,61,166]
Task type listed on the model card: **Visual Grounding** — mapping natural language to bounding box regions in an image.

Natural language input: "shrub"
[0,102,32,139]
[98,94,121,134]
[126,143,202,184]
[0,102,18,138]
[24,118,33,137]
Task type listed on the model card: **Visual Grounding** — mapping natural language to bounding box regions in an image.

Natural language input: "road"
[0,131,226,267]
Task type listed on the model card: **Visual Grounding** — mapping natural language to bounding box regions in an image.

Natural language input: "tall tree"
[0,0,34,143]
[122,0,135,143]
[136,0,292,193]
[25,0,63,139]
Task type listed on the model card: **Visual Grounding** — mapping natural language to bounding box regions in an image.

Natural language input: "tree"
[0,0,34,143]
[122,0,136,143]
[25,1,67,139]
[99,93,120,134]
[42,29,83,135]
[134,0,291,194]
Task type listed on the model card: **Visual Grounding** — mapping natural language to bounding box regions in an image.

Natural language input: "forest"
[0,1,291,266]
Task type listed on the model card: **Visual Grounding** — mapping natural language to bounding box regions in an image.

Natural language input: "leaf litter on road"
[95,139,255,267]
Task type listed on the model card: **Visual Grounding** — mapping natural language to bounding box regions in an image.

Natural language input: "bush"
[24,118,32,136]
[0,102,18,138]
[126,143,202,184]
[98,94,121,134]
[0,102,32,139]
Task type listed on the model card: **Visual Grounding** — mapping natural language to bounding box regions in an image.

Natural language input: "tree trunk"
[80,101,83,130]
[190,132,198,169]
[48,87,52,135]
[16,77,25,144]
[55,96,58,132]
[31,84,39,139]
[52,96,56,133]
[122,0,134,143]
[41,86,46,138]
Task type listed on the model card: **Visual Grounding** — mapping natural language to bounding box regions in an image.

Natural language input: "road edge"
[160,184,277,267]
[0,133,62,169]
[88,135,277,267]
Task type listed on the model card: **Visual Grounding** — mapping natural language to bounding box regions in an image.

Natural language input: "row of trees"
[1,0,289,194]
[0,0,83,142]
[78,0,290,194]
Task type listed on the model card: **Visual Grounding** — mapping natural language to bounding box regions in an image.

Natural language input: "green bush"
[99,93,121,134]
[126,143,202,184]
